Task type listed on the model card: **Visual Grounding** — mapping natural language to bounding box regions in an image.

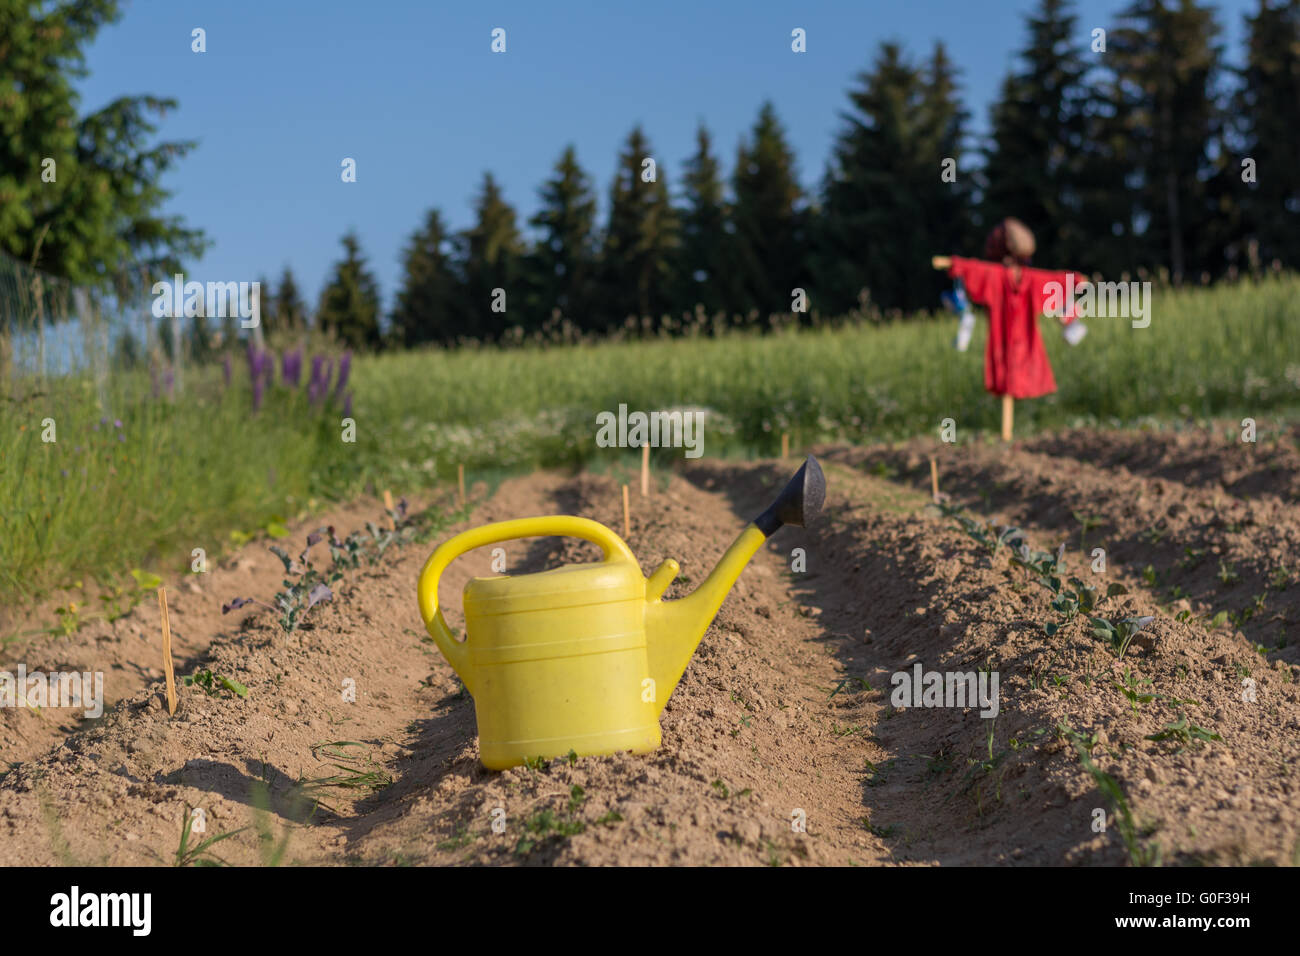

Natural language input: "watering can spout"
[646,456,825,712]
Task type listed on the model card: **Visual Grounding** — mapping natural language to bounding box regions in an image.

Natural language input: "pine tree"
[814,42,967,313]
[1238,0,1300,268]
[317,232,382,350]
[982,0,1090,269]
[918,43,976,281]
[527,146,598,330]
[1107,0,1227,282]
[731,102,807,319]
[254,274,275,336]
[0,0,206,281]
[597,126,679,328]
[455,173,523,341]
[275,266,308,331]
[390,209,462,346]
[673,123,733,318]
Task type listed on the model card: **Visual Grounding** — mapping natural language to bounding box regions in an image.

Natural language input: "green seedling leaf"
[130,568,163,591]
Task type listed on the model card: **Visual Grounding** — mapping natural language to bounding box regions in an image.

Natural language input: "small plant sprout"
[1145,713,1223,749]
[1090,615,1155,659]
[183,670,248,698]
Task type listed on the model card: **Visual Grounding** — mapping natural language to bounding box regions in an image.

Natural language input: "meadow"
[3,274,1298,610]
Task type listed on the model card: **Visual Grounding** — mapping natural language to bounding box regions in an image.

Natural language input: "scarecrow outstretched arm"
[931,256,952,270]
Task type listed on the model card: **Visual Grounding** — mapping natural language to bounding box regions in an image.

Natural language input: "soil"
[2,427,1298,866]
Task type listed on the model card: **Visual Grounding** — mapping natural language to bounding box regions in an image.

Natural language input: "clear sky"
[75,0,1255,311]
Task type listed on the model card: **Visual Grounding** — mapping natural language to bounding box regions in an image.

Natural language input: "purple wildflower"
[334,351,351,398]
[222,597,255,614]
[113,419,122,429]
[342,391,352,418]
[306,583,333,609]
[307,356,325,403]
[282,348,303,387]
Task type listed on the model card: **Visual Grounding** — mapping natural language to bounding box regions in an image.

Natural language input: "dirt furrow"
[5,450,1297,866]
[822,439,1300,668]
[0,495,439,769]
[1018,423,1300,504]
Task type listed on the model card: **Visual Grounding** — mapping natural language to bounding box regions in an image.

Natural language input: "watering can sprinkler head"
[755,456,825,536]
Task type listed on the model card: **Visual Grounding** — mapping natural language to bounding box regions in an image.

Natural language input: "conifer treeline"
[285,0,1298,349]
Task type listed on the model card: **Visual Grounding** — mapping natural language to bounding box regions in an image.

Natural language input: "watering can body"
[417,457,824,770]
[461,555,661,768]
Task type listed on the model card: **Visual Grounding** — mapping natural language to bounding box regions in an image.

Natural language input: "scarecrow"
[932,217,1085,440]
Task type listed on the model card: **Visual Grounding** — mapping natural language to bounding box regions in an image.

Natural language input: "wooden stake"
[457,464,466,507]
[640,444,650,497]
[622,484,631,539]
[158,587,176,716]
[781,433,789,460]
[383,489,394,512]
[929,456,939,503]
[1001,394,1014,443]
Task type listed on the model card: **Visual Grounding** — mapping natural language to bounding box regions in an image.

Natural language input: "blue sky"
[77,0,1254,311]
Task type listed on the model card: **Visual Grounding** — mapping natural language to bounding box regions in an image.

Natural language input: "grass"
[5,274,1300,608]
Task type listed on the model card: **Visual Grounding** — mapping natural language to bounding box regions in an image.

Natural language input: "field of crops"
[5,275,1299,613]
[2,440,1297,866]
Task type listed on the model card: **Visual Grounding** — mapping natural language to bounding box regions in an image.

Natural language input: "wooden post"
[159,587,177,716]
[622,484,630,539]
[781,433,790,460]
[1001,395,1014,442]
[640,444,650,497]
[929,456,939,503]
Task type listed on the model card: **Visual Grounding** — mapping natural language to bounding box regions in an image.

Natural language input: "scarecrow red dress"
[947,257,1075,400]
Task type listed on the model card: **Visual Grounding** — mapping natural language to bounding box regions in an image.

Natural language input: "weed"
[183,669,248,699]
[1145,714,1223,749]
[1059,722,1161,867]
[1073,511,1105,551]
[173,808,247,867]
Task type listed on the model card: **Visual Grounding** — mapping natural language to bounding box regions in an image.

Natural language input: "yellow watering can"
[417,456,824,769]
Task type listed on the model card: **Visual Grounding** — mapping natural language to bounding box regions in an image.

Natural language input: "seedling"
[1145,713,1222,748]
[829,675,870,698]
[173,808,246,867]
[1073,511,1105,551]
[1090,615,1155,659]
[183,669,248,699]
[1217,560,1241,587]
[1114,669,1158,717]
[1059,722,1160,866]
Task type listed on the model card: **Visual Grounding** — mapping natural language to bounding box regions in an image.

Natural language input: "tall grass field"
[3,276,1298,610]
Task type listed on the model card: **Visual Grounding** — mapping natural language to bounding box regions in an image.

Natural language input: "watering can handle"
[416,516,638,693]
